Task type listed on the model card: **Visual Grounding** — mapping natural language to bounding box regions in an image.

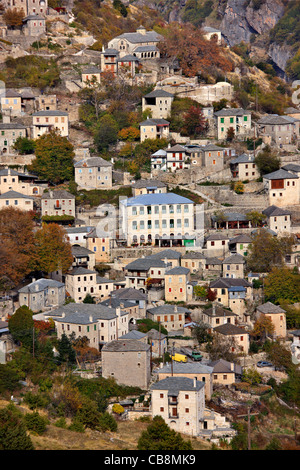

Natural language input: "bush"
[98,412,117,432]
[24,411,48,435]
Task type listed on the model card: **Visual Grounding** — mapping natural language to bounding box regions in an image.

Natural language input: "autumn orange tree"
[0,207,36,290]
[251,316,275,343]
[158,22,233,78]
[34,223,73,275]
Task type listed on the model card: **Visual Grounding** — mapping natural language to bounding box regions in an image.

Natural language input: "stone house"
[0,321,15,364]
[85,227,112,263]
[142,89,174,119]
[209,278,253,321]
[189,143,224,171]
[155,362,213,400]
[263,168,299,207]
[214,108,251,141]
[100,48,118,75]
[208,359,242,386]
[203,257,223,278]
[282,163,300,178]
[71,245,96,271]
[181,251,206,274]
[0,122,27,155]
[41,189,76,218]
[65,225,95,247]
[146,328,167,357]
[230,153,259,180]
[146,304,190,332]
[213,323,250,354]
[222,253,245,278]
[228,234,252,257]
[74,156,113,190]
[131,179,167,197]
[151,377,205,437]
[18,278,65,312]
[119,192,195,247]
[47,303,129,350]
[65,267,114,303]
[0,168,43,196]
[147,249,181,268]
[107,26,162,58]
[22,14,46,36]
[139,117,170,142]
[205,233,229,257]
[255,301,287,339]
[164,266,191,302]
[151,149,167,171]
[3,0,48,16]
[81,66,101,85]
[0,90,22,117]
[200,304,238,329]
[165,144,191,172]
[257,114,300,147]
[0,190,34,211]
[32,110,69,138]
[124,255,170,296]
[262,205,292,234]
[37,94,57,111]
[101,339,151,389]
[103,287,147,322]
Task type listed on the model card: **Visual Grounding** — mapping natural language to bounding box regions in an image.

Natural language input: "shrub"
[98,412,117,432]
[24,411,48,435]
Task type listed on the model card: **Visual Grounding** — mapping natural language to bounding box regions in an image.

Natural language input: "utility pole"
[237,405,259,450]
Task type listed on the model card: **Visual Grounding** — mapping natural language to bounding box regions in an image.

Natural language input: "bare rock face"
[220,0,286,46]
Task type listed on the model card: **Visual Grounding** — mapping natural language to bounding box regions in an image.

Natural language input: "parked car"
[257,361,273,368]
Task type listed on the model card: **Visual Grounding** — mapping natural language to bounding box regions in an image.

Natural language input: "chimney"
[116,307,121,317]
[230,362,235,371]
[89,315,93,322]
[174,305,177,312]
[193,377,197,388]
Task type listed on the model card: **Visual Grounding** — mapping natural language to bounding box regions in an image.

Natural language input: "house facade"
[32,110,69,138]
[0,190,34,211]
[256,302,287,339]
[74,156,113,190]
[230,153,259,180]
[18,278,65,312]
[263,169,299,207]
[214,108,251,141]
[139,118,170,142]
[119,192,195,247]
[41,190,76,218]
[142,89,174,119]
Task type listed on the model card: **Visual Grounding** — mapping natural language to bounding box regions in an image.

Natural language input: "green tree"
[98,412,118,432]
[83,293,95,304]
[24,411,48,435]
[192,320,212,344]
[138,415,193,450]
[29,130,75,184]
[75,399,101,430]
[254,145,280,176]
[264,267,300,304]
[94,114,119,152]
[57,333,76,365]
[0,364,22,395]
[246,210,265,227]
[8,305,34,349]
[247,230,294,273]
[0,406,34,450]
[13,136,35,154]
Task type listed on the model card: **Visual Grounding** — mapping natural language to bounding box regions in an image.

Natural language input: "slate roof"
[32,110,68,116]
[0,190,34,199]
[214,323,248,335]
[165,144,187,152]
[229,234,252,244]
[0,123,27,129]
[263,169,299,180]
[156,361,213,375]
[144,89,174,98]
[132,179,166,189]
[41,190,75,199]
[71,245,94,257]
[149,249,182,260]
[210,278,251,288]
[48,303,122,322]
[257,114,298,125]
[146,328,167,340]
[121,192,194,206]
[117,54,140,62]
[214,107,250,117]
[74,156,112,168]
[256,302,286,314]
[102,339,150,352]
[0,169,36,178]
[204,305,237,317]
[151,376,205,394]
[165,266,190,275]
[282,163,300,173]
[119,330,147,340]
[19,278,64,293]
[181,251,206,259]
[67,267,96,276]
[103,48,118,55]
[110,287,147,301]
[208,358,242,375]
[223,253,245,264]
[125,256,169,271]
[230,153,255,164]
[204,256,223,265]
[139,118,170,126]
[206,233,229,241]
[262,205,291,217]
[113,30,162,44]
[147,304,190,315]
